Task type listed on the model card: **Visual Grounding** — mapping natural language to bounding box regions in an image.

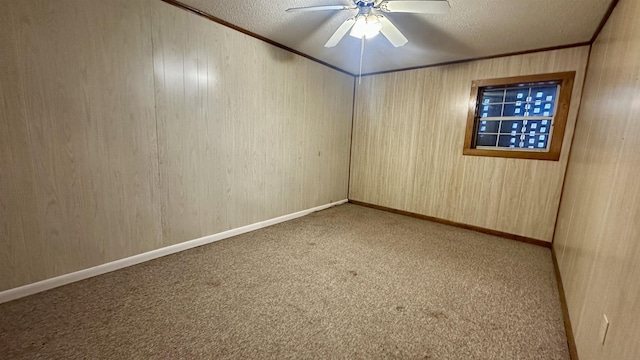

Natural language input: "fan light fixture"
[349,14,382,39]
[286,0,451,48]
[286,1,451,79]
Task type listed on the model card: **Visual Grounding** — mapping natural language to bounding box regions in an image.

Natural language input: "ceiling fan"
[286,0,450,48]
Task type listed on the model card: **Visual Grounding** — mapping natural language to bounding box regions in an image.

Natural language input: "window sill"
[462,147,561,161]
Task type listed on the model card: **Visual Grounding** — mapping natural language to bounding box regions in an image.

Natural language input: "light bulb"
[349,14,382,39]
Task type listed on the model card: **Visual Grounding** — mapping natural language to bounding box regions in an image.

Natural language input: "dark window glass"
[479,104,503,118]
[499,120,524,134]
[503,104,525,117]
[526,120,551,134]
[498,135,519,148]
[526,101,555,116]
[530,86,557,101]
[470,80,563,154]
[523,135,548,149]
[505,88,529,102]
[481,90,504,104]
[476,134,498,147]
[477,120,500,133]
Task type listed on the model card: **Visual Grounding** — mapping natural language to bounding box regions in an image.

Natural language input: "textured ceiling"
[176,0,612,75]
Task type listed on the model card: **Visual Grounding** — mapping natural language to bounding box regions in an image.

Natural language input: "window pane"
[505,88,529,102]
[479,104,502,118]
[503,104,526,117]
[526,120,550,134]
[498,135,520,148]
[499,120,524,134]
[476,134,498,147]
[530,86,557,101]
[481,90,504,104]
[528,101,555,116]
[523,135,548,149]
[477,120,500,133]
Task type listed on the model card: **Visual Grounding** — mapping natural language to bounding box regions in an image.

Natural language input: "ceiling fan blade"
[286,5,356,12]
[379,16,408,47]
[324,18,356,47]
[378,1,450,14]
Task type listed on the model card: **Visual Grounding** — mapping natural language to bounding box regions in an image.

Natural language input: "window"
[463,72,575,161]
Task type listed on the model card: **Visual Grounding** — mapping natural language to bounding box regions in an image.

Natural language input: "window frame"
[463,71,575,161]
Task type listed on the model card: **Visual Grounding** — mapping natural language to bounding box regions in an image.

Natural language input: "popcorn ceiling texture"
[0,204,569,359]
[179,0,612,74]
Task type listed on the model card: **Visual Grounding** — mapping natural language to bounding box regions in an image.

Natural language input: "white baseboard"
[0,199,347,304]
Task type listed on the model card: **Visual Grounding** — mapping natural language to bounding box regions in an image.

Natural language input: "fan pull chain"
[359,36,365,84]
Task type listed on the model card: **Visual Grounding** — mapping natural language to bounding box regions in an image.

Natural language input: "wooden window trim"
[463,71,575,161]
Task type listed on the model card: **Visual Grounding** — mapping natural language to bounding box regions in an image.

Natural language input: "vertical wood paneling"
[350,47,590,242]
[151,2,353,246]
[0,0,353,291]
[553,0,640,357]
[0,0,161,291]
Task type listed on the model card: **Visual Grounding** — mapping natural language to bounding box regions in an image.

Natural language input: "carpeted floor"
[0,204,569,359]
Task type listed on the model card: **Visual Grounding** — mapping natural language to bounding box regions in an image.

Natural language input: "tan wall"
[152,3,353,245]
[553,0,640,358]
[0,0,353,291]
[350,47,590,242]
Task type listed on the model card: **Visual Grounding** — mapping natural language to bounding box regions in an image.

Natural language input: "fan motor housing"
[355,1,375,8]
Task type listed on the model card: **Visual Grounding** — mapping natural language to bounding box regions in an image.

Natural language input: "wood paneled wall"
[0,0,162,292]
[350,47,590,242]
[151,3,352,246]
[0,0,353,291]
[553,0,640,358]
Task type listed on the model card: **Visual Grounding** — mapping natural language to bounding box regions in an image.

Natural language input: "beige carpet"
[0,204,569,359]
